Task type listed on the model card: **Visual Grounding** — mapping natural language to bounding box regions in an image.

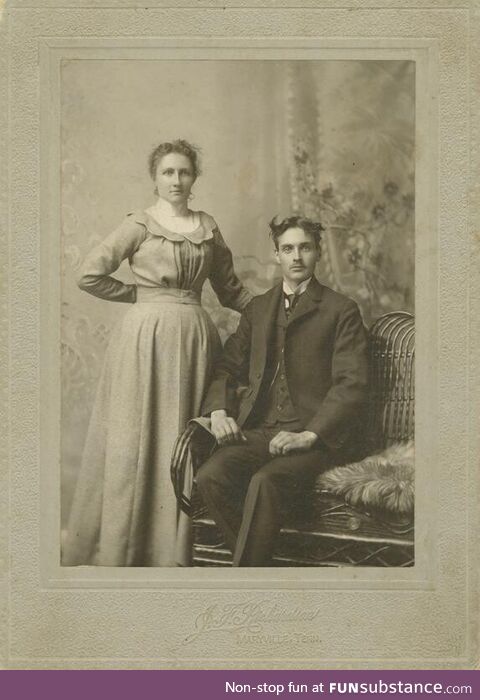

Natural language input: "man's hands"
[210,410,247,446]
[268,430,317,456]
[209,413,318,454]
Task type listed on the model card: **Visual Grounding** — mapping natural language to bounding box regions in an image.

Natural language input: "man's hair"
[269,215,324,250]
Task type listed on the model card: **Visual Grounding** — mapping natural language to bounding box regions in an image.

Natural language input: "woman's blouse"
[77,210,252,311]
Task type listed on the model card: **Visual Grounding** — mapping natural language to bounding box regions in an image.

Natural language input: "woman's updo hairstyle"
[148,139,202,181]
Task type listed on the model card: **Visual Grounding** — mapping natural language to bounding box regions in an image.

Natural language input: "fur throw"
[318,441,414,516]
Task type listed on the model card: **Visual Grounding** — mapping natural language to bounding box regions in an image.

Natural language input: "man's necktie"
[284,293,298,318]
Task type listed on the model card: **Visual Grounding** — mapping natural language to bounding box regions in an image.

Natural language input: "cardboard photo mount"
[1,0,479,669]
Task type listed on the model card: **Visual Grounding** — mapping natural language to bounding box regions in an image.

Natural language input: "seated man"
[196,215,368,566]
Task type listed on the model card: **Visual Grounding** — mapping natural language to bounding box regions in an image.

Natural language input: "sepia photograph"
[3,0,478,670]
[60,59,415,569]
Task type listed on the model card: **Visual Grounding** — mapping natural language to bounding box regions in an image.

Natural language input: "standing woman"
[63,139,252,566]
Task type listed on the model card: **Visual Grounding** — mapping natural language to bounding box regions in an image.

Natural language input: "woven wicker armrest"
[170,419,217,515]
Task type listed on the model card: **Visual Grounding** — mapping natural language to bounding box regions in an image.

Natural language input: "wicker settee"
[185,311,415,567]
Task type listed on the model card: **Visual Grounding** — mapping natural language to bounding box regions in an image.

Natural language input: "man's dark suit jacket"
[202,277,369,455]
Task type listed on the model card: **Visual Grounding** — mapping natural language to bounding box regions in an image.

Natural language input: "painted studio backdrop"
[61,59,415,528]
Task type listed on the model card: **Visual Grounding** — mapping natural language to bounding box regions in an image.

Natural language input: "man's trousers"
[195,427,335,566]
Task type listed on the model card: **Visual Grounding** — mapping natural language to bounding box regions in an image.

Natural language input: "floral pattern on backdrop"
[287,61,414,325]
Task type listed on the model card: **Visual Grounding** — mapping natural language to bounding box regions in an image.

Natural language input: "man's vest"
[254,294,303,431]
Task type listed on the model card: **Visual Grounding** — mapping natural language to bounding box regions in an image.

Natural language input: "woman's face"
[154,152,196,206]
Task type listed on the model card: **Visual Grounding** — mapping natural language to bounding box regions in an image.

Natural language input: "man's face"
[274,227,320,288]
